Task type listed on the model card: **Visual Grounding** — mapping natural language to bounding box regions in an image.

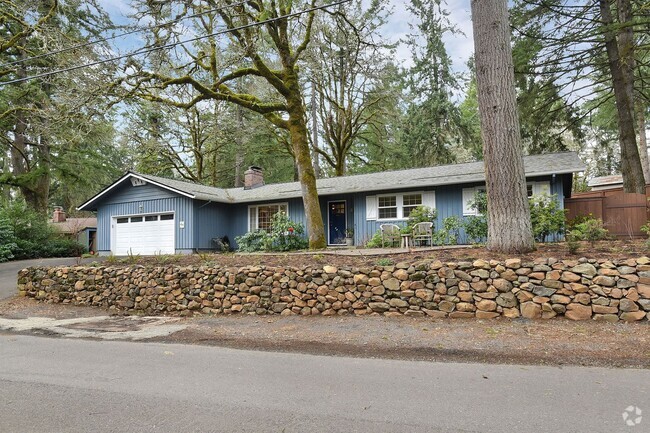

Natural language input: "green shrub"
[464,215,488,244]
[235,212,307,252]
[0,200,85,260]
[365,231,384,248]
[265,212,308,251]
[439,216,463,245]
[376,258,394,266]
[566,213,596,230]
[462,190,489,244]
[569,217,609,245]
[529,193,566,242]
[566,235,581,254]
[406,206,437,228]
[42,237,86,257]
[0,213,16,262]
[470,190,488,215]
[236,230,270,252]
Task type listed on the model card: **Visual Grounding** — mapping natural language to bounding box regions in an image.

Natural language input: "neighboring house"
[49,207,97,252]
[77,152,585,255]
[587,174,624,191]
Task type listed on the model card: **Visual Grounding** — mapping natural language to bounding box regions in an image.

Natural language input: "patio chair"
[380,224,401,248]
[412,222,433,247]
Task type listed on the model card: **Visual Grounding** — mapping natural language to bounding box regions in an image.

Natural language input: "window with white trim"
[248,203,288,231]
[463,181,552,215]
[462,186,486,216]
[402,194,423,217]
[371,192,434,221]
[378,195,398,219]
[528,181,551,197]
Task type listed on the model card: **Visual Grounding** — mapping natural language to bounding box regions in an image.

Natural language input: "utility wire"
[0,1,248,69]
[0,0,351,87]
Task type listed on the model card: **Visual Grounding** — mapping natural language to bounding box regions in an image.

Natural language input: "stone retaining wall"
[17,257,650,321]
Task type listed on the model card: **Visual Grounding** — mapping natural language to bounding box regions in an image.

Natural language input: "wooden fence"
[564,186,650,239]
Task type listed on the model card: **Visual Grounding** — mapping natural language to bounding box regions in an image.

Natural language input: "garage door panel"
[113,215,175,255]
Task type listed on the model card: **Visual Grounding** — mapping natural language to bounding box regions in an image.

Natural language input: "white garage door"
[113,214,175,255]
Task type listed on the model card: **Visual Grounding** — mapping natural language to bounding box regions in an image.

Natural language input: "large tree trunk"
[310,79,321,179]
[287,85,326,249]
[636,98,649,183]
[471,0,534,253]
[599,0,645,193]
[234,105,245,187]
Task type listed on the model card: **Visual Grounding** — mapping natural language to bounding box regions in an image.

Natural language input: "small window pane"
[160,214,174,220]
[379,207,397,219]
[403,194,422,206]
[378,196,396,207]
[145,215,158,222]
[258,206,273,231]
[527,185,534,197]
[116,218,128,224]
[130,216,143,222]
[330,202,345,215]
[403,206,417,218]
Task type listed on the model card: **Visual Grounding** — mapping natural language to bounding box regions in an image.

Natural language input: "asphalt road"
[0,257,103,300]
[0,335,647,433]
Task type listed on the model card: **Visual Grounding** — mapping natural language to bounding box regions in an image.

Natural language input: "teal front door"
[328,201,346,245]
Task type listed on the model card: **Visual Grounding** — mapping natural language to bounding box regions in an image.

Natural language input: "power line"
[0,0,351,87]
[0,1,249,69]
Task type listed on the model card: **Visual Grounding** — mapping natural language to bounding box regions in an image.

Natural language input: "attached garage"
[77,172,232,255]
[112,213,175,255]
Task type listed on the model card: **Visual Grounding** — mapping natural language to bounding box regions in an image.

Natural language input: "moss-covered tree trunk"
[286,79,326,249]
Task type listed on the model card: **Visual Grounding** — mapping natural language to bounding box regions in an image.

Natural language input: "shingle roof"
[226,151,584,203]
[80,151,584,210]
[587,174,622,187]
[135,172,235,202]
[50,217,97,233]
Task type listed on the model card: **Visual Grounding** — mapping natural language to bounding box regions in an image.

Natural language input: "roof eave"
[77,172,196,211]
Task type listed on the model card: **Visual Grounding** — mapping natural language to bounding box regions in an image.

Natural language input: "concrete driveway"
[0,257,103,300]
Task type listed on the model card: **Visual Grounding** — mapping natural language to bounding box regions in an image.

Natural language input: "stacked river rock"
[17,256,650,321]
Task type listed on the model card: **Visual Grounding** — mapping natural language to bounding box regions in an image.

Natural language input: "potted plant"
[345,228,354,247]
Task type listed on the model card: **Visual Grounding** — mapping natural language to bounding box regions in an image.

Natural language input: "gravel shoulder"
[1,296,648,369]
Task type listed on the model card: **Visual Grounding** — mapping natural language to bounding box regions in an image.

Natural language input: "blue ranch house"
[77,152,585,255]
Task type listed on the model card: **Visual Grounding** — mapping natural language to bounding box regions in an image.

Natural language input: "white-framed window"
[528,181,551,197]
[463,181,552,215]
[367,191,435,221]
[378,195,398,219]
[402,193,423,217]
[462,186,486,216]
[248,202,288,231]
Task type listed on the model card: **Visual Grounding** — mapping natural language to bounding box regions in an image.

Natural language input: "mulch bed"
[98,240,648,269]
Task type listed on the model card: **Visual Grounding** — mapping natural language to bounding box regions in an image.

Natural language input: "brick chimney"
[52,206,66,223]
[244,166,264,190]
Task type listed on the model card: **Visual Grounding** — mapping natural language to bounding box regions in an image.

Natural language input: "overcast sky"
[386,0,473,72]
[97,0,475,76]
